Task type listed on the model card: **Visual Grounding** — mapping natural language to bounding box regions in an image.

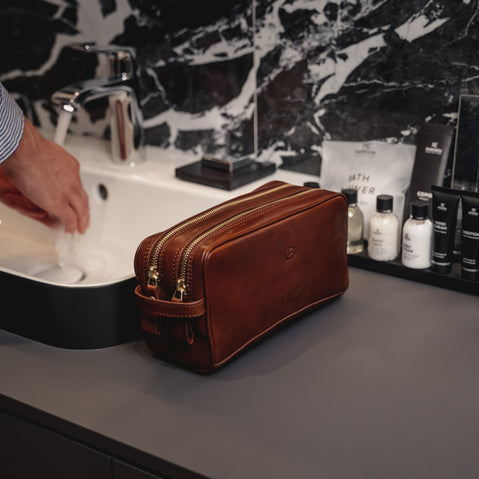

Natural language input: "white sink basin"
[0,137,236,286]
[0,134,318,348]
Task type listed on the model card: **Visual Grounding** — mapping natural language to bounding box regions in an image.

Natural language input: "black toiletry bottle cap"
[462,268,478,281]
[304,181,320,188]
[341,188,358,205]
[411,202,429,219]
[376,194,393,213]
[432,262,451,274]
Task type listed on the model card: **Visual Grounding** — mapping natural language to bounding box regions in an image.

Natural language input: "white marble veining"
[1,0,477,173]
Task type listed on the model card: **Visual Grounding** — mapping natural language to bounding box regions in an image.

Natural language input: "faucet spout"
[51,44,145,166]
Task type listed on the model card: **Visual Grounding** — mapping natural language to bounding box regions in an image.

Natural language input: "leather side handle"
[134,285,205,319]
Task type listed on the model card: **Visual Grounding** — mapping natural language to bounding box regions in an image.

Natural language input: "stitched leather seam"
[148,313,203,319]
[140,307,204,318]
[137,300,204,314]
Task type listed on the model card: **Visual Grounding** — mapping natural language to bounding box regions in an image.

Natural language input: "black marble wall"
[1,0,478,175]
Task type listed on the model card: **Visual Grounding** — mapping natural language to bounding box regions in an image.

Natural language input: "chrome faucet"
[51,43,145,165]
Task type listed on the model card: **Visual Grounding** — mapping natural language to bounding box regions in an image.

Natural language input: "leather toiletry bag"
[134,180,349,374]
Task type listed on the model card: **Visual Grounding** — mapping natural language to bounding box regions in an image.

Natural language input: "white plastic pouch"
[321,140,416,237]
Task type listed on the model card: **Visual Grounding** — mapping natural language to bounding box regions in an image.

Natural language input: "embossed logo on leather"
[283,247,296,261]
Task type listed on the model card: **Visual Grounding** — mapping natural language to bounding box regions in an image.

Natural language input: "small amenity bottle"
[368,195,399,261]
[342,188,364,254]
[401,202,433,269]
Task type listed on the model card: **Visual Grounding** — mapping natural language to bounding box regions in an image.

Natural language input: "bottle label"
[401,220,433,269]
[368,216,399,261]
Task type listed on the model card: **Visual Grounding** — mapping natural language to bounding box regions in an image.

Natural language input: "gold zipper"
[147,183,291,289]
[171,188,315,301]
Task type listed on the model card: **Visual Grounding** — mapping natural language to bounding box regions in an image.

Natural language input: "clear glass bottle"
[342,188,364,254]
[368,195,399,261]
[402,202,433,269]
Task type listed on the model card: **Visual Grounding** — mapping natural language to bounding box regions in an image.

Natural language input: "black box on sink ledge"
[175,156,276,191]
[348,248,479,297]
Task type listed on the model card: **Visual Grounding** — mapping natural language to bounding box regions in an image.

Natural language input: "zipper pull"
[146,266,161,299]
[172,278,186,302]
[148,266,159,287]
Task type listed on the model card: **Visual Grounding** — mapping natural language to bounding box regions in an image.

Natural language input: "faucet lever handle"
[69,43,136,79]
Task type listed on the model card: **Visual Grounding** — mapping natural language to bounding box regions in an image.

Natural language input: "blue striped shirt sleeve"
[0,82,25,163]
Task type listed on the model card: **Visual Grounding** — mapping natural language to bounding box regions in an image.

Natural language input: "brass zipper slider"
[148,265,159,287]
[172,278,186,302]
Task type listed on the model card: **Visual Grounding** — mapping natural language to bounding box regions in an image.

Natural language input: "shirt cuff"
[0,83,25,163]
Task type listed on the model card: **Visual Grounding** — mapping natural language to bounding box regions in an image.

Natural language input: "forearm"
[0,83,89,234]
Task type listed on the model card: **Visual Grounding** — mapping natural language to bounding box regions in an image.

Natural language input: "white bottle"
[368,195,399,261]
[402,202,433,269]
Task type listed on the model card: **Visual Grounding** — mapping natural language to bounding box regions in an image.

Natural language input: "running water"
[53,108,73,146]
[47,107,131,284]
[51,107,84,282]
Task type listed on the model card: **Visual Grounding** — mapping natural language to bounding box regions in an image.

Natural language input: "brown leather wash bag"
[134,180,349,373]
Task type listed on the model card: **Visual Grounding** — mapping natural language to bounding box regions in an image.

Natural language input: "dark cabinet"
[0,410,111,479]
[0,411,167,479]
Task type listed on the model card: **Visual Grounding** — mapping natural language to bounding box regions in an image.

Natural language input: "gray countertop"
[1,267,479,478]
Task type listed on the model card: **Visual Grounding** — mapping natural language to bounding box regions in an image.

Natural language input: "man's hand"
[2,117,90,234]
[0,166,58,226]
